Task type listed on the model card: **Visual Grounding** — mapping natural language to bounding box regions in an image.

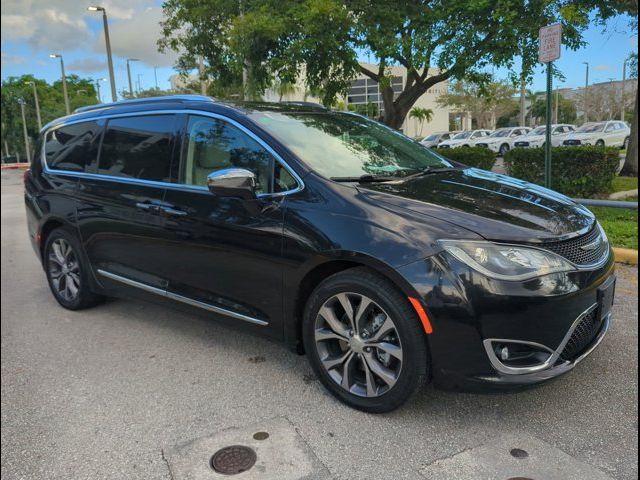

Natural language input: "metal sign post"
[539,24,562,188]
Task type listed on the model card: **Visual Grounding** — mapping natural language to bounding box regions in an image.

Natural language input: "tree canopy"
[159,0,595,129]
[1,75,98,159]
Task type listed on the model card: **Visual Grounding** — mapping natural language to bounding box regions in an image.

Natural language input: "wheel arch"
[38,217,71,260]
[285,253,422,354]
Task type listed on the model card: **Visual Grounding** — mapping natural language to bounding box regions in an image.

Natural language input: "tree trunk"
[620,88,638,177]
[380,84,427,131]
[519,75,526,127]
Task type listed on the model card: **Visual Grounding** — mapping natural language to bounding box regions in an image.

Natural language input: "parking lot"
[1,168,638,479]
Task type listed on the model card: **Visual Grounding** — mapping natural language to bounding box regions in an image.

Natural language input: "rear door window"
[45,120,102,172]
[97,115,177,182]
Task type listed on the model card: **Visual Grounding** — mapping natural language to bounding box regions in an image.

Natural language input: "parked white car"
[420,131,458,148]
[562,121,631,149]
[472,127,532,156]
[513,124,576,149]
[437,129,493,149]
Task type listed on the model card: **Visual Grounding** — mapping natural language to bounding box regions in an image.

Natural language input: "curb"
[609,189,639,201]
[1,163,30,170]
[613,247,638,265]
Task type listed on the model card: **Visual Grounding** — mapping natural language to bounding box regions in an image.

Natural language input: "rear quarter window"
[44,120,102,172]
[97,115,176,181]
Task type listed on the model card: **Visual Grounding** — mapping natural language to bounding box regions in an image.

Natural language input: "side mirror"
[206,168,257,200]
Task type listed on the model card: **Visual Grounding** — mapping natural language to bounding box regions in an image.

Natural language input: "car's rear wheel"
[499,143,510,156]
[302,267,429,413]
[44,228,104,310]
[596,140,605,147]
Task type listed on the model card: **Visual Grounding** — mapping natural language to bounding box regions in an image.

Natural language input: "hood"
[439,138,468,147]
[565,132,597,140]
[357,168,595,243]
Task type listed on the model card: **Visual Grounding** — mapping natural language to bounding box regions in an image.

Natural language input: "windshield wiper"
[330,174,396,183]
[404,166,457,179]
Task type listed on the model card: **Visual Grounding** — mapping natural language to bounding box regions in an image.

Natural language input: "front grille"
[514,141,529,147]
[537,226,609,266]
[560,309,602,360]
[563,139,582,146]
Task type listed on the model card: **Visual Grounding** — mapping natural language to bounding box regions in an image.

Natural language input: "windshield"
[452,131,472,140]
[249,112,452,178]
[489,129,510,138]
[529,126,546,136]
[577,123,605,133]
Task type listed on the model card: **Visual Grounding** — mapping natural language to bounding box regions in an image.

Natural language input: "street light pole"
[88,6,117,102]
[25,81,42,130]
[18,99,31,163]
[582,62,589,123]
[50,54,70,115]
[154,66,159,90]
[126,58,139,98]
[621,59,627,122]
[95,78,107,103]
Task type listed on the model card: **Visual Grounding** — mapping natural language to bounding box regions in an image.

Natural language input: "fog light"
[498,345,510,361]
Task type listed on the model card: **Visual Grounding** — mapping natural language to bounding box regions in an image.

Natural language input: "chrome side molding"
[96,269,268,327]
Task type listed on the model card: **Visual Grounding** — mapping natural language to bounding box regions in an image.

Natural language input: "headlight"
[438,240,577,281]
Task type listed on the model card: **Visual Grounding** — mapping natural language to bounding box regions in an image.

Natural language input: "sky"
[1,1,637,101]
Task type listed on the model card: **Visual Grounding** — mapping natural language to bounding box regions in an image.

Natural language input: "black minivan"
[25,95,615,412]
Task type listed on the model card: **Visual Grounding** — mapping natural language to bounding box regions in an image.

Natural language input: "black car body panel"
[25,96,615,392]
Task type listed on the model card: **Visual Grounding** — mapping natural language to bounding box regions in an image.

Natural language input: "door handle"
[159,206,188,217]
[135,202,160,212]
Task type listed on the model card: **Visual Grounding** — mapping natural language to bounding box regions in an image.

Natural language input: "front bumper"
[398,250,615,391]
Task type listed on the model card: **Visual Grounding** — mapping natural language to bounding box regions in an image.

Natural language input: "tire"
[623,137,630,150]
[499,144,510,156]
[302,267,430,413]
[596,140,605,147]
[44,227,104,310]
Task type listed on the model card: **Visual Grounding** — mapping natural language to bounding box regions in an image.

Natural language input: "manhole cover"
[211,445,257,475]
[510,448,529,459]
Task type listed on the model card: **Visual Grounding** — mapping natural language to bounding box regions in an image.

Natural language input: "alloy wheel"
[48,238,81,302]
[314,292,403,397]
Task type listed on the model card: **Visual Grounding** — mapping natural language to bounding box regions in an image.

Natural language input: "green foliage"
[438,79,518,129]
[503,146,620,197]
[409,107,434,136]
[159,0,594,128]
[529,93,578,124]
[1,74,98,158]
[434,147,497,171]
[588,206,638,250]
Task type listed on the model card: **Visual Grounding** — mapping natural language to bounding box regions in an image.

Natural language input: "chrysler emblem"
[580,235,602,251]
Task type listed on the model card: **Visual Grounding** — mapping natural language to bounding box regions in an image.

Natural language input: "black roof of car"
[41,95,328,132]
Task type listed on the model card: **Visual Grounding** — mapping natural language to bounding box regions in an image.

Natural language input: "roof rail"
[279,101,327,110]
[73,94,215,114]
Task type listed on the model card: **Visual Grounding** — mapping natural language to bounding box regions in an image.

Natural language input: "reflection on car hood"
[358,168,595,243]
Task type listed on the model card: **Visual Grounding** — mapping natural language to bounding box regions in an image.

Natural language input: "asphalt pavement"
[1,168,638,479]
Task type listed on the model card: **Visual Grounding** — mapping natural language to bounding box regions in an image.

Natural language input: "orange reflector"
[409,297,433,334]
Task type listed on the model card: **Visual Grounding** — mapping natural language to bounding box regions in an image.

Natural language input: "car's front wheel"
[596,139,605,147]
[302,267,430,413]
[623,136,630,150]
[499,143,510,156]
[44,228,104,310]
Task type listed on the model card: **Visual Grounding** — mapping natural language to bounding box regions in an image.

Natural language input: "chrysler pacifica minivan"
[25,95,615,412]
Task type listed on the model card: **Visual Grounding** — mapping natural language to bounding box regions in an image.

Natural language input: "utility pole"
[198,57,207,95]
[88,7,117,102]
[582,62,589,123]
[519,74,527,127]
[19,99,31,163]
[154,66,159,90]
[25,81,42,130]
[126,58,139,98]
[50,54,70,115]
[621,59,627,122]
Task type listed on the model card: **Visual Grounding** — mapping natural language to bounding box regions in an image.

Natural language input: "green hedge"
[503,146,620,197]
[433,147,497,171]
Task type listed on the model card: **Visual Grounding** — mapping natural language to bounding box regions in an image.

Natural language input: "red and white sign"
[539,24,562,63]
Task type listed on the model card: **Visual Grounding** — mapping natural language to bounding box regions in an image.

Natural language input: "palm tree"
[275,80,298,102]
[409,107,434,136]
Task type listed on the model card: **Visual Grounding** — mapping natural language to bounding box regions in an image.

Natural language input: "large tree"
[159,0,592,129]
[438,79,518,129]
[1,75,97,159]
[530,93,578,124]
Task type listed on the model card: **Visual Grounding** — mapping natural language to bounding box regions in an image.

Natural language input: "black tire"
[623,137,630,150]
[44,227,104,310]
[596,140,605,147]
[302,267,430,413]
[499,144,510,156]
